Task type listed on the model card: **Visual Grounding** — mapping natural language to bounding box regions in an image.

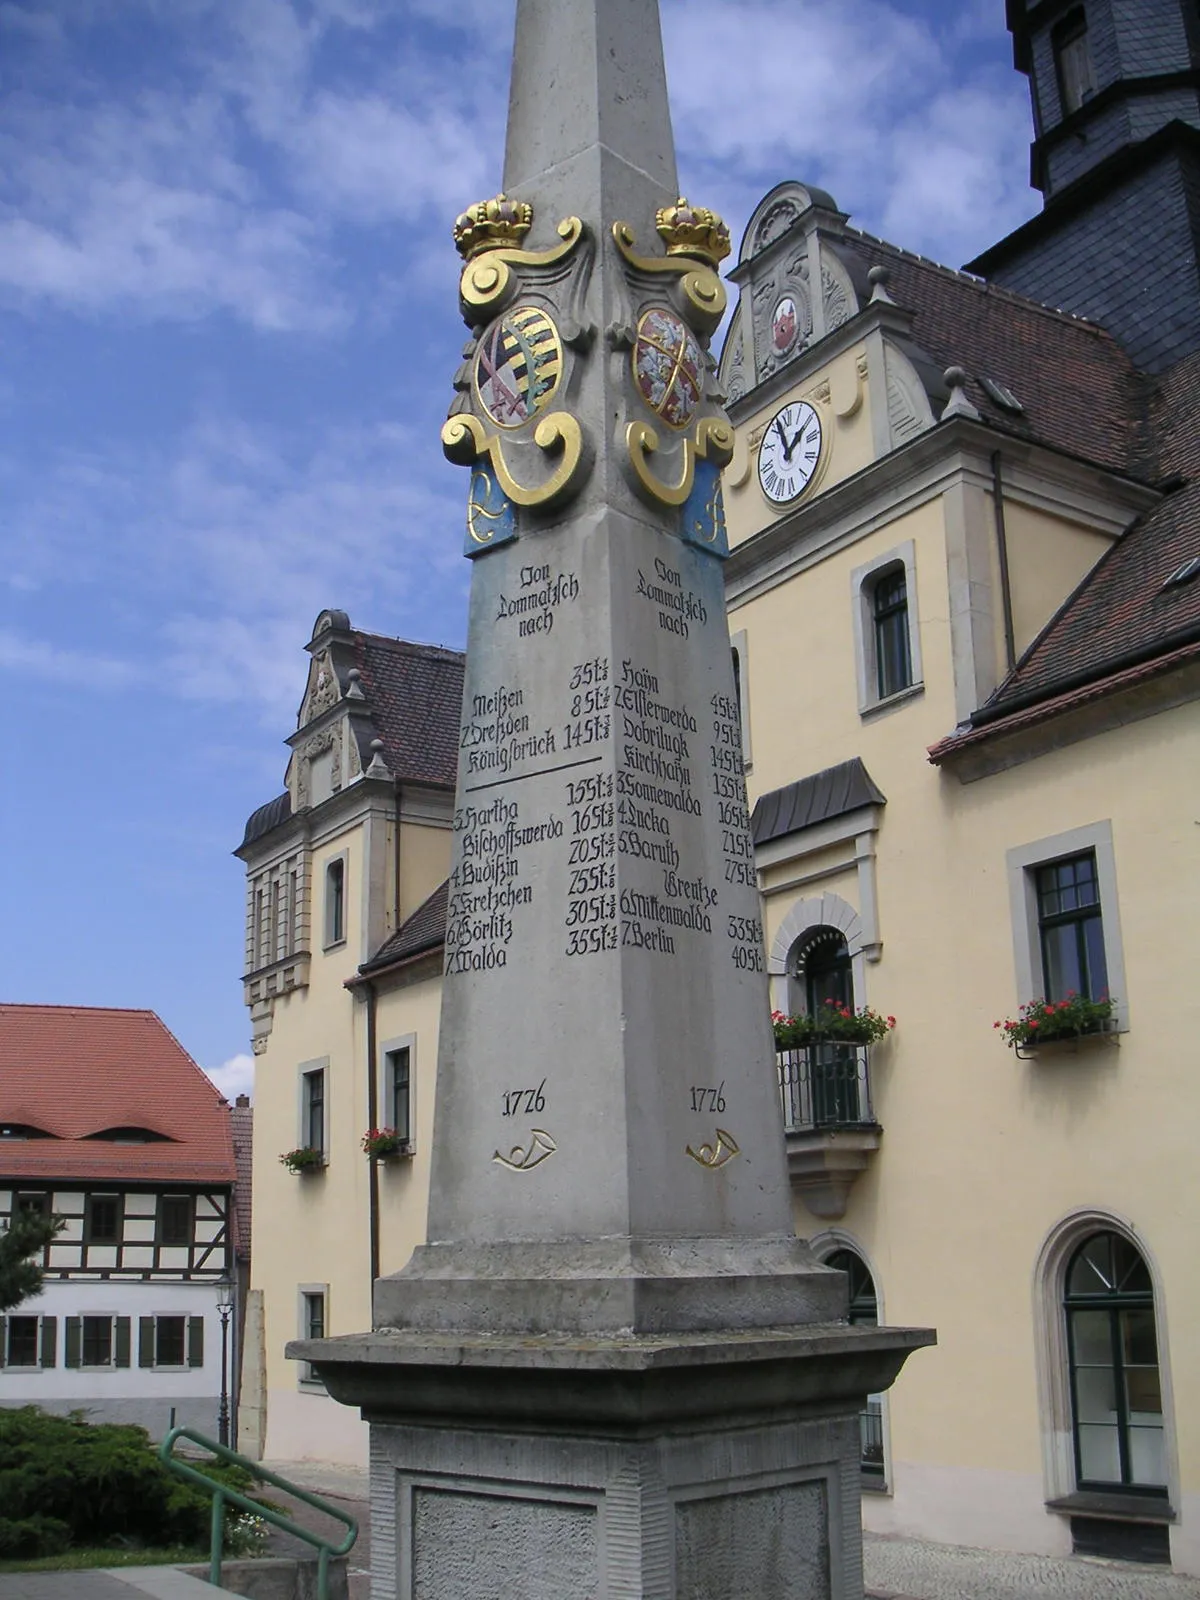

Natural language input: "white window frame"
[0,1312,52,1370]
[297,1056,330,1158]
[298,1283,329,1390]
[1006,820,1129,1031]
[851,539,923,717]
[378,1033,416,1155]
[323,851,349,950]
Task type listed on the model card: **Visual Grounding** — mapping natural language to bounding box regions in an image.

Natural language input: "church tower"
[969,0,1200,372]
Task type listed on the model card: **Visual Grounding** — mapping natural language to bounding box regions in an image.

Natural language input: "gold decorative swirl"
[685,1128,740,1170]
[442,411,586,510]
[625,415,735,508]
[461,216,585,316]
[611,221,727,325]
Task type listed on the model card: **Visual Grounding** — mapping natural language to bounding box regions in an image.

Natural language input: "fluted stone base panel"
[368,1410,860,1600]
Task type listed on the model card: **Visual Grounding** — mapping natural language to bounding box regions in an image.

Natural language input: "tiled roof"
[752,759,886,847]
[355,634,464,790]
[841,230,1153,478]
[229,1099,253,1261]
[0,1005,235,1185]
[357,879,449,979]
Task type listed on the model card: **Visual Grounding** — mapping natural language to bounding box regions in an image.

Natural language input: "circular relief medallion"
[771,294,799,356]
[474,304,563,429]
[632,307,704,430]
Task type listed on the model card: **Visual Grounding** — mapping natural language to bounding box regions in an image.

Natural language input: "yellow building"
[237,0,1200,1568]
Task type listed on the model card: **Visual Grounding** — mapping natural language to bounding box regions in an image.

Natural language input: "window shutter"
[40,1317,57,1368]
[0,1315,6,1368]
[139,1317,156,1368]
[65,1316,81,1368]
[114,1316,131,1368]
[188,1316,204,1369]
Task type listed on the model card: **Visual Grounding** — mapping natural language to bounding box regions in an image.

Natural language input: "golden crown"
[453,193,534,260]
[655,197,731,266]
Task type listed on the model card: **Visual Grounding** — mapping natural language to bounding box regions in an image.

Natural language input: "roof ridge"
[0,1002,158,1017]
[843,226,1124,342]
[355,630,465,660]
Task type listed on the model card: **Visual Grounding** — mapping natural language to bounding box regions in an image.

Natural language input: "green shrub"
[0,1408,264,1560]
[0,1516,72,1559]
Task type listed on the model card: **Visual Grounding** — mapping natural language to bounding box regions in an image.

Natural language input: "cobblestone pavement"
[865,1532,1200,1599]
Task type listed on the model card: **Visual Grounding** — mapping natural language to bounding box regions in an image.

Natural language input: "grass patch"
[0,1545,206,1573]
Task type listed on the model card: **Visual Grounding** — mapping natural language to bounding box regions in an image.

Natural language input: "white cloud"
[0,629,134,689]
[204,1051,255,1101]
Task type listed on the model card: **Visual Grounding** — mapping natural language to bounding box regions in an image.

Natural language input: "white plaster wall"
[863,1463,1073,1557]
[266,1385,369,1469]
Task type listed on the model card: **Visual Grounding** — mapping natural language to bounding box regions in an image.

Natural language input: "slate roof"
[751,759,886,847]
[0,1005,235,1185]
[354,634,464,790]
[840,229,1153,479]
[241,792,291,849]
[356,879,449,980]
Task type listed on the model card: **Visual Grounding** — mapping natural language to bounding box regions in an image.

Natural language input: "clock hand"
[773,417,790,456]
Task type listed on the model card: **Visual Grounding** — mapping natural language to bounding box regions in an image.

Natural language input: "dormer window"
[1054,9,1095,115]
[0,1123,51,1139]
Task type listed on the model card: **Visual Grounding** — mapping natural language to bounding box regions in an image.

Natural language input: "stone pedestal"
[306,1324,931,1600]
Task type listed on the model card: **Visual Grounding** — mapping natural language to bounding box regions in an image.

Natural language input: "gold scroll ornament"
[443,411,585,511]
[626,414,734,508]
[454,193,585,320]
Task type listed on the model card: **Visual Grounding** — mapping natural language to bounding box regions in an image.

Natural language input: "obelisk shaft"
[378,0,843,1336]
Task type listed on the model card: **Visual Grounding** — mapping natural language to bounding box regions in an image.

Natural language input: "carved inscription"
[447,798,562,973]
[635,554,709,639]
[496,563,580,637]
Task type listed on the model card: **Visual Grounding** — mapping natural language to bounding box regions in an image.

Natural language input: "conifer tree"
[0,1212,63,1312]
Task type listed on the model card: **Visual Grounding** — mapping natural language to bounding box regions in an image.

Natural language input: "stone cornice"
[724,417,1160,611]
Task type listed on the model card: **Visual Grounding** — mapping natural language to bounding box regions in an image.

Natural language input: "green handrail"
[159,1424,358,1598]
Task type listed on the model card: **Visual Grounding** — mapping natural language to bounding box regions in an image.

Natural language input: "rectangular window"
[387,1047,412,1146]
[86,1194,121,1244]
[1036,852,1109,1001]
[15,1191,49,1217]
[1054,10,1094,114]
[158,1195,193,1248]
[873,568,913,699]
[303,1068,326,1153]
[82,1315,113,1366]
[155,1315,187,1367]
[6,1315,40,1366]
[301,1288,327,1385]
[325,857,346,946]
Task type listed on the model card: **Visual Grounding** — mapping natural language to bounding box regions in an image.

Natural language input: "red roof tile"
[354,633,464,790]
[0,1005,235,1185]
[842,230,1153,477]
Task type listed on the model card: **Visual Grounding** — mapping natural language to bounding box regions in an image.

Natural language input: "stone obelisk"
[293,4,932,1595]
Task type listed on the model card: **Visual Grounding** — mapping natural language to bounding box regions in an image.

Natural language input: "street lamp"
[215,1276,234,1448]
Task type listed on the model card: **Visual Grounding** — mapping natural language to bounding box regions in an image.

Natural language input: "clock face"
[757,400,823,505]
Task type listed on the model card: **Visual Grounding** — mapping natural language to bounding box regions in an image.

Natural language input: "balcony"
[776,1043,882,1220]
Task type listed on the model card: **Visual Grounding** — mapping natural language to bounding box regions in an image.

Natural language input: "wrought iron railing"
[160,1424,357,1599]
[776,1042,876,1131]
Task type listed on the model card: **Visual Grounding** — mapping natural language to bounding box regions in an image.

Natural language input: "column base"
[291,1323,934,1600]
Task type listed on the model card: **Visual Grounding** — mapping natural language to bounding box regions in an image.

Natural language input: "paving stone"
[864,1532,1200,1599]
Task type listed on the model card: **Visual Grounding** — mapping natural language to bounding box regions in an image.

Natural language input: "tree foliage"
[0,1212,63,1313]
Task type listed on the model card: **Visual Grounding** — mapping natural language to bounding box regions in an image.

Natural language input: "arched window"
[1065,1232,1166,1493]
[825,1246,885,1481]
[789,926,853,1018]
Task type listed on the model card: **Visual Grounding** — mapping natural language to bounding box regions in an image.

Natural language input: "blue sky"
[0,0,1040,1099]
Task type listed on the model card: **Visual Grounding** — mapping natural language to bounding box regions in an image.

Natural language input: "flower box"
[361,1127,411,1160]
[772,1005,896,1049]
[280,1146,326,1174]
[996,993,1117,1059]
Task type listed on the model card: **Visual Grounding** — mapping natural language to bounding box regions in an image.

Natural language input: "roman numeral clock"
[757,398,823,505]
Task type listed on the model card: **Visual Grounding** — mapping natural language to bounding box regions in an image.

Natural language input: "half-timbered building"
[0,1004,237,1438]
